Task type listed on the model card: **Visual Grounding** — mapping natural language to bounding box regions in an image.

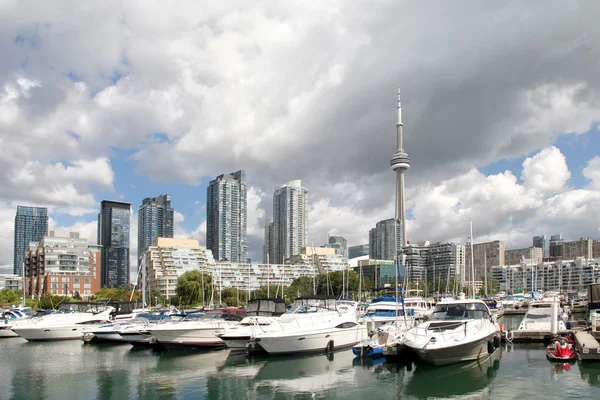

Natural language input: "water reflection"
[403,348,502,399]
[253,351,357,396]
[579,362,600,386]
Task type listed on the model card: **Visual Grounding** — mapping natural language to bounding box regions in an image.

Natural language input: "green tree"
[0,289,20,307]
[95,286,140,302]
[220,288,247,307]
[175,270,213,306]
[38,294,72,309]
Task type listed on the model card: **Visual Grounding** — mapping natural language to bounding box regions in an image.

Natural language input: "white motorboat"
[253,297,367,355]
[147,308,246,349]
[11,307,114,341]
[402,291,434,318]
[517,299,568,332]
[362,296,414,331]
[1,308,35,338]
[217,298,287,350]
[402,299,501,366]
[118,323,155,346]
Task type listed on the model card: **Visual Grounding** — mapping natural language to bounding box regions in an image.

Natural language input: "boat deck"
[574,331,600,361]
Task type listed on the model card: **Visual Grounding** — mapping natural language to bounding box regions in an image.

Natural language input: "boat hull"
[411,333,497,366]
[220,336,251,350]
[352,343,384,358]
[12,325,104,341]
[90,332,126,342]
[0,326,19,338]
[149,328,225,349]
[256,326,367,355]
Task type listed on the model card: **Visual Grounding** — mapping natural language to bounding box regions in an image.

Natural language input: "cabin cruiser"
[252,297,367,355]
[402,299,501,366]
[217,298,287,350]
[362,296,411,330]
[0,308,35,338]
[11,306,114,341]
[517,299,568,332]
[147,308,246,349]
[402,290,434,318]
[499,295,524,309]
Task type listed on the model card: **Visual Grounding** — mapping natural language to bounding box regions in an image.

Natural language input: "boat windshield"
[430,302,489,321]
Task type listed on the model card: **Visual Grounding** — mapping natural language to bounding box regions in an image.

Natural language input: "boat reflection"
[403,347,502,398]
[253,351,357,395]
[579,362,600,386]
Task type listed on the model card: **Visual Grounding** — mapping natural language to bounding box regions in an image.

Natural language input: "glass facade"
[138,194,174,264]
[272,180,309,263]
[368,218,402,261]
[98,201,131,288]
[206,170,248,262]
[14,206,48,275]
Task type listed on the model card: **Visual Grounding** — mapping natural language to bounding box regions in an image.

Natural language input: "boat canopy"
[247,298,287,316]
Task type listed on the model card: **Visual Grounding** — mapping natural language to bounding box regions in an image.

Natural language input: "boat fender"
[505,330,513,343]
[499,323,505,332]
[487,340,494,354]
[326,340,334,353]
[493,334,500,348]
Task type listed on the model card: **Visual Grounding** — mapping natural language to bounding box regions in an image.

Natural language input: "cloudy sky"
[1,1,600,276]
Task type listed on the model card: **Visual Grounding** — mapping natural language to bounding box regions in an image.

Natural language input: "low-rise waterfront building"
[24,230,101,298]
[0,275,22,292]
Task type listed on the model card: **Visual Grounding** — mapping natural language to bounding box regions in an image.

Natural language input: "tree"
[175,270,213,306]
[38,294,72,309]
[0,289,20,307]
[95,286,140,302]
[283,271,373,302]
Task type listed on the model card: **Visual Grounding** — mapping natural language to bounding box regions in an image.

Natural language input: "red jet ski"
[546,336,576,361]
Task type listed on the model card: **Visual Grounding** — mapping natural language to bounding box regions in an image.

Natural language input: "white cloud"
[583,156,600,190]
[521,146,570,195]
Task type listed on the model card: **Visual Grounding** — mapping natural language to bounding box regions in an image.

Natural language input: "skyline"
[1,2,600,276]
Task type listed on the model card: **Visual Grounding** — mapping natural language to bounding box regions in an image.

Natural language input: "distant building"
[24,230,101,298]
[290,247,349,274]
[404,241,465,285]
[548,237,598,260]
[326,236,348,259]
[492,258,600,293]
[352,259,405,289]
[272,180,309,264]
[533,235,547,258]
[98,200,131,288]
[142,238,213,299]
[549,234,564,258]
[368,218,401,261]
[263,219,275,263]
[137,194,174,264]
[505,246,543,265]
[14,206,48,275]
[349,244,369,259]
[206,170,248,262]
[0,275,22,292]
[465,240,505,281]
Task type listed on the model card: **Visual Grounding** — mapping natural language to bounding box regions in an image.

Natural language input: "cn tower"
[390,86,410,247]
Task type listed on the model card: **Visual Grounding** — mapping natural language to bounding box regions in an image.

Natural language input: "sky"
[1,1,600,278]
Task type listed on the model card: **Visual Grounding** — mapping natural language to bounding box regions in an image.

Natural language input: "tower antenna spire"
[390,85,410,248]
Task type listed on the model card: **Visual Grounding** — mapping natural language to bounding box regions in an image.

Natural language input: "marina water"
[1,319,600,400]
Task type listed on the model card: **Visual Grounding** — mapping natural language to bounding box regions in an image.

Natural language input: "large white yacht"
[517,298,567,332]
[402,299,501,366]
[252,297,367,355]
[11,306,114,341]
[217,298,287,350]
[1,308,35,338]
[147,308,246,349]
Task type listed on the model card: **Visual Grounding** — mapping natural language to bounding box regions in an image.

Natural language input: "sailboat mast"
[484,249,488,297]
[21,261,25,307]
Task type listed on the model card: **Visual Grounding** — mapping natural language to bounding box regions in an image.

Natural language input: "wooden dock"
[574,331,600,361]
[503,329,569,342]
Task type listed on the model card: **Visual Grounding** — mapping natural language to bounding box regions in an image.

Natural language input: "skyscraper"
[390,86,410,248]
[263,218,275,263]
[97,200,131,288]
[14,206,48,275]
[348,244,369,259]
[368,218,402,261]
[533,235,547,258]
[328,236,348,259]
[206,170,248,262]
[138,194,174,262]
[272,180,309,263]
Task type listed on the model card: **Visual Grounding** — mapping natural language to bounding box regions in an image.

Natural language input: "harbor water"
[1,331,600,400]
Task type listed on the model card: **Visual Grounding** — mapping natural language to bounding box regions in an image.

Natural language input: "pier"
[574,331,600,361]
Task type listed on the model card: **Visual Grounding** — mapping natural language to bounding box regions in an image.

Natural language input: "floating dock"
[574,331,600,361]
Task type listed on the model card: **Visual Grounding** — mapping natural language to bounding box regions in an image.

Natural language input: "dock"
[503,329,569,342]
[574,331,600,361]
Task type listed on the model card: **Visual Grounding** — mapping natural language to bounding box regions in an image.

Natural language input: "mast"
[141,255,146,307]
[21,261,25,307]
[484,249,488,297]
[468,217,475,298]
[267,253,270,298]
